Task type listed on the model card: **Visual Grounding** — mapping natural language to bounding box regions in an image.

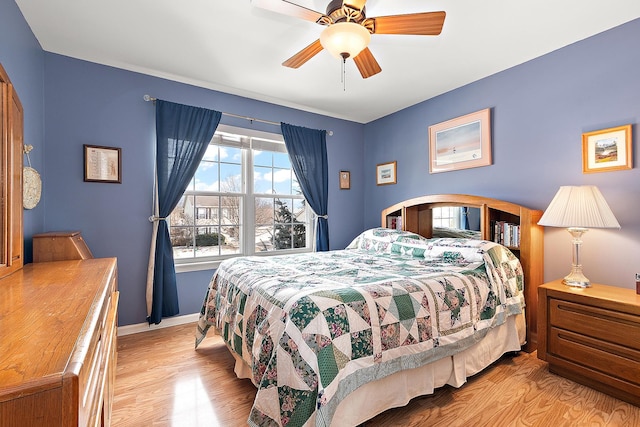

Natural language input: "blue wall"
[42,54,365,326]
[3,0,640,327]
[364,19,640,288]
[0,0,46,256]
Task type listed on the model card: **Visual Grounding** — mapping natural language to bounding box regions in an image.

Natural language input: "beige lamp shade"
[320,22,371,59]
[538,185,620,229]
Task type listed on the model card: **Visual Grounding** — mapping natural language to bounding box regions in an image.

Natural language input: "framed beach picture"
[428,108,492,173]
[582,125,632,173]
[376,161,397,185]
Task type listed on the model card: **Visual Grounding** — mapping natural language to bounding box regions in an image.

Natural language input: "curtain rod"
[143,95,333,136]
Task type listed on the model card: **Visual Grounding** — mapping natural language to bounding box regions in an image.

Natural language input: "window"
[432,206,461,228]
[169,124,312,271]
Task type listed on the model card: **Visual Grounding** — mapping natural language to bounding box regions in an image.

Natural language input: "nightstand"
[538,280,640,406]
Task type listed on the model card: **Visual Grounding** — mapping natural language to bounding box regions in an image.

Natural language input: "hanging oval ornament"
[23,144,42,209]
[23,166,42,209]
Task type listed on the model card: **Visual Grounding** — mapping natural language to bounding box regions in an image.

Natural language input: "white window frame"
[175,124,314,273]
[432,206,462,229]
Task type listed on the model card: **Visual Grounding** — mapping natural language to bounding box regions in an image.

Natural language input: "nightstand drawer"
[549,299,640,351]
[549,327,640,384]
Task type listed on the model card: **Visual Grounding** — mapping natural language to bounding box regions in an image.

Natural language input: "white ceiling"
[15,0,640,123]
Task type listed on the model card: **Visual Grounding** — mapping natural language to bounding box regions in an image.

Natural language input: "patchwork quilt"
[196,228,524,427]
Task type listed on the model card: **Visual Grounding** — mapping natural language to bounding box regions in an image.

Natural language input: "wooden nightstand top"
[540,279,640,315]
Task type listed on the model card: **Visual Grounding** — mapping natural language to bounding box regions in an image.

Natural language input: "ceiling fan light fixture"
[320,22,370,60]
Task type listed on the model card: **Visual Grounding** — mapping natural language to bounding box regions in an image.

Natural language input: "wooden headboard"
[381,194,544,353]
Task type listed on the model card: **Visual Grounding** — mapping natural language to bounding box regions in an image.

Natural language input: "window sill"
[175,248,313,274]
[175,260,221,273]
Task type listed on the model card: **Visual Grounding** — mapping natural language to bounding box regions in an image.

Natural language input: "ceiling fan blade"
[370,11,446,35]
[251,0,325,23]
[283,39,324,68]
[353,48,381,79]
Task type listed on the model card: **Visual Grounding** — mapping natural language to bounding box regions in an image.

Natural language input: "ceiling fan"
[252,0,446,78]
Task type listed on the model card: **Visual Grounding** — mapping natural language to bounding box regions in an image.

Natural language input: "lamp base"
[562,269,591,288]
[562,227,591,288]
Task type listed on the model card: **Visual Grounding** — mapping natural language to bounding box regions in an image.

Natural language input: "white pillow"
[346,227,429,254]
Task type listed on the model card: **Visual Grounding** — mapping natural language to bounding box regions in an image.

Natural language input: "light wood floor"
[112,323,640,426]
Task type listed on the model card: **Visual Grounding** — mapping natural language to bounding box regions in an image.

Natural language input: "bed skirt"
[225,313,525,426]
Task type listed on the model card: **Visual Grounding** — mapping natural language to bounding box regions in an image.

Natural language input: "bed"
[195,194,544,427]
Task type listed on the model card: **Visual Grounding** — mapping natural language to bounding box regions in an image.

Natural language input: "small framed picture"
[376,161,397,185]
[339,170,350,189]
[582,125,632,173]
[428,108,492,174]
[84,144,122,183]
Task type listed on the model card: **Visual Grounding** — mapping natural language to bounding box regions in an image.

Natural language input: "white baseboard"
[117,313,200,336]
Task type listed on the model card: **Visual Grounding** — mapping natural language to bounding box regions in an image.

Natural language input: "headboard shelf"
[381,194,544,353]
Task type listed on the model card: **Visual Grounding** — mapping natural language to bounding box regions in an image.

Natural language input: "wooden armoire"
[0,63,24,278]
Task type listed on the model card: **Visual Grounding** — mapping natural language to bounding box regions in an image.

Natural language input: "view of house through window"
[432,206,461,228]
[169,125,311,265]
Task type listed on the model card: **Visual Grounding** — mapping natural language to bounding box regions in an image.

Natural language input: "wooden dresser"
[538,280,640,406]
[0,258,119,426]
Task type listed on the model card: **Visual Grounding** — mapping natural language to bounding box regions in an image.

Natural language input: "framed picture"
[582,124,632,173]
[376,161,397,185]
[84,144,122,183]
[428,108,492,173]
[339,170,350,189]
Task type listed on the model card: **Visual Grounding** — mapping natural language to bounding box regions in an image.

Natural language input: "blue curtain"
[148,100,221,324]
[280,123,329,251]
[461,207,469,230]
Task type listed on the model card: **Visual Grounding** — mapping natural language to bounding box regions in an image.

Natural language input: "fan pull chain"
[341,57,347,91]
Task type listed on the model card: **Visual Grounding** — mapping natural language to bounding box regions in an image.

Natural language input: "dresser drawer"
[68,261,118,427]
[101,289,119,427]
[549,298,640,351]
[76,285,112,426]
[81,290,118,427]
[80,332,104,427]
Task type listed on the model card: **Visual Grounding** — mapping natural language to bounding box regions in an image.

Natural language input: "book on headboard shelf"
[387,216,403,230]
[492,221,521,249]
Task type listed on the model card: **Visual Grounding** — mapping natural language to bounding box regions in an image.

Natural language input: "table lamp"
[538,185,620,288]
